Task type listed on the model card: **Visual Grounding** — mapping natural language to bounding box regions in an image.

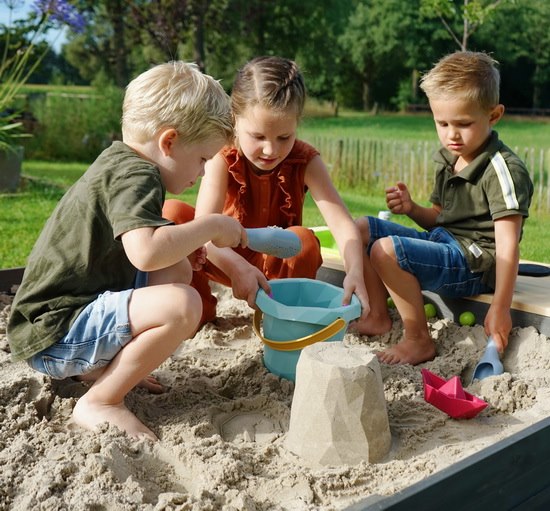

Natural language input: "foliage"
[419,0,507,50]
[23,85,123,161]
[11,0,548,112]
[0,0,84,151]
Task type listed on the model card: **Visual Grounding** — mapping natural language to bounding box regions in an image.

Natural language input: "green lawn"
[1,155,548,268]
[300,110,550,150]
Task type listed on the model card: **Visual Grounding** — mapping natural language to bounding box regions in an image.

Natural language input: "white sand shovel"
[245,227,302,259]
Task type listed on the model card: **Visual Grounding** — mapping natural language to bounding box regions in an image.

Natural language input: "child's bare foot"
[76,371,165,394]
[136,375,166,394]
[349,314,392,336]
[73,393,158,441]
[377,337,436,365]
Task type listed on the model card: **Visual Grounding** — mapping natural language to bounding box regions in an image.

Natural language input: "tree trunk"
[108,0,129,87]
[362,81,370,111]
[193,14,206,72]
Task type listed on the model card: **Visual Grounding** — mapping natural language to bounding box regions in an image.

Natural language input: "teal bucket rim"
[255,278,361,326]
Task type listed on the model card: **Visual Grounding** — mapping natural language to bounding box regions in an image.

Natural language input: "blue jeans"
[366,216,493,298]
[27,271,148,379]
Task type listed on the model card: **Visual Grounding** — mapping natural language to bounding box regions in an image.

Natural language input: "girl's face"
[429,97,503,168]
[234,104,298,172]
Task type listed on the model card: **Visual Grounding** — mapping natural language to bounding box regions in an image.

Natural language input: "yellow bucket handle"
[253,310,347,352]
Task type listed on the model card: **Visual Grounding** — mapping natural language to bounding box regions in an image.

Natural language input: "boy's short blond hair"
[122,61,233,144]
[420,51,500,111]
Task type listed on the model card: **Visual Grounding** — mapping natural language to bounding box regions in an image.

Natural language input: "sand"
[1,283,550,510]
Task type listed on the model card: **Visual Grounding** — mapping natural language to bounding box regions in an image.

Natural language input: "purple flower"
[31,0,85,33]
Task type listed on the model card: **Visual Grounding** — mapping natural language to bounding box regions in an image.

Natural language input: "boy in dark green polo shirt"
[7,62,260,440]
[353,51,533,366]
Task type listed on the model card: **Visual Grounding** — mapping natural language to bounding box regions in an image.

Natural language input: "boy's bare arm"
[121,215,245,272]
[385,182,440,229]
[485,215,523,352]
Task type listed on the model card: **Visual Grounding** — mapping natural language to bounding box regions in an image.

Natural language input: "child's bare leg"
[350,217,393,335]
[75,368,165,393]
[370,238,436,365]
[73,283,201,440]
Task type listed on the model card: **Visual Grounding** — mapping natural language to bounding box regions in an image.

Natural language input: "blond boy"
[354,51,533,365]
[8,62,250,440]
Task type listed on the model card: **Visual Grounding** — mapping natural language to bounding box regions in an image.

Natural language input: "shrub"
[23,86,123,161]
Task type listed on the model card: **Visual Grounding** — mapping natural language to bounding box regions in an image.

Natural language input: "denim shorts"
[366,216,493,298]
[27,271,148,379]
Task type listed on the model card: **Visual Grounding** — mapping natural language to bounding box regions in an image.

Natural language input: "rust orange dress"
[163,139,323,324]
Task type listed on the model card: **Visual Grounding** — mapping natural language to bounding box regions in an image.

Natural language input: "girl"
[163,56,369,323]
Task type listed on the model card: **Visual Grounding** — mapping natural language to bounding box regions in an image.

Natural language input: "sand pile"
[1,283,550,510]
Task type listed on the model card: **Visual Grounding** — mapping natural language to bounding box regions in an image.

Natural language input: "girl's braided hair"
[231,56,306,119]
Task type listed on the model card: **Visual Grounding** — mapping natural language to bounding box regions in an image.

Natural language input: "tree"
[477,0,550,109]
[420,0,506,51]
[339,0,418,110]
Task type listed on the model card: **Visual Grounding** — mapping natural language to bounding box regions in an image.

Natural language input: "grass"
[300,110,550,150]
[1,155,549,268]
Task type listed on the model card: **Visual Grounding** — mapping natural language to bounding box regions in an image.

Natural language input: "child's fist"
[211,215,245,248]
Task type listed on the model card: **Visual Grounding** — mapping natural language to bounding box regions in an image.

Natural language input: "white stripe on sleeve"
[491,152,520,210]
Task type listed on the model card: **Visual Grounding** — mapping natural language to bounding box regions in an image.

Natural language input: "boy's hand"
[211,215,246,249]
[484,303,512,353]
[386,182,412,215]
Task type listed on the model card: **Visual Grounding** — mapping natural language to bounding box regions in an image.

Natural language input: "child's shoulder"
[291,139,319,160]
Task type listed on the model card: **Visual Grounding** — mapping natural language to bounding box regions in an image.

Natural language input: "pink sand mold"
[245,227,302,259]
[421,369,488,419]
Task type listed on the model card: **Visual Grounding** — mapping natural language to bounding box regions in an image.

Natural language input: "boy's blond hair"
[420,51,500,111]
[122,61,233,144]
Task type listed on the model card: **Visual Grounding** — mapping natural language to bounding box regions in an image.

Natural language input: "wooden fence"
[306,135,550,214]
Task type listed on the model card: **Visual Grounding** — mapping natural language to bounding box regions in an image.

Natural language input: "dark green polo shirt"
[429,131,533,287]
[8,142,172,361]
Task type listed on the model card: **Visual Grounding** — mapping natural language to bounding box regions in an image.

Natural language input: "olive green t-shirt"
[429,131,533,287]
[8,142,172,361]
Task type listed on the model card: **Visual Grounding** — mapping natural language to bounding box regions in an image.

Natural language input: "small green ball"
[424,303,437,319]
[459,311,476,326]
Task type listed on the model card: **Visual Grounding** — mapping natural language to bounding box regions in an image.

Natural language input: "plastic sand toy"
[421,369,488,419]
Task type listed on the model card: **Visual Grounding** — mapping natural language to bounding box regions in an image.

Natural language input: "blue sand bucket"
[253,278,361,381]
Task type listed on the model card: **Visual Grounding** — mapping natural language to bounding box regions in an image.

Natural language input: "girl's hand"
[341,272,370,320]
[230,264,271,310]
[188,246,207,271]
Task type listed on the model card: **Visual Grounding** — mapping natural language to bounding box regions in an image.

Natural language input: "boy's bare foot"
[349,315,393,336]
[73,393,158,441]
[136,375,166,394]
[377,337,436,365]
[75,372,165,394]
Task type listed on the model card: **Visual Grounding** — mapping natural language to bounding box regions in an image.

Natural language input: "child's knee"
[288,226,321,252]
[370,238,397,267]
[162,199,195,224]
[172,285,202,331]
[355,216,370,242]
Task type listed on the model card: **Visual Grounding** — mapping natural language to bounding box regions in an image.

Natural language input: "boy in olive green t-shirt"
[353,51,533,366]
[7,62,268,441]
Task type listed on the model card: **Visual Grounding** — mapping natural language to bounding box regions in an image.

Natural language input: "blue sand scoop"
[471,336,504,383]
[245,227,302,259]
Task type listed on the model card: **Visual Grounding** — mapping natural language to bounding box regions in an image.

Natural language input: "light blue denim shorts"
[27,271,148,379]
[366,216,493,298]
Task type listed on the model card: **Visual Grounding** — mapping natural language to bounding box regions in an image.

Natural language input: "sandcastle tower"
[285,342,391,465]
